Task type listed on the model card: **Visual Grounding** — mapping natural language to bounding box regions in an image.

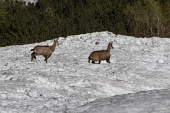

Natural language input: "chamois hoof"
[92,61,95,64]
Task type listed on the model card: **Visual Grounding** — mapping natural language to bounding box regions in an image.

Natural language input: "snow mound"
[66,88,170,113]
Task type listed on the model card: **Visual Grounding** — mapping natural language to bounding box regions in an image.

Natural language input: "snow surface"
[0,31,170,113]
[17,0,37,5]
[67,89,170,113]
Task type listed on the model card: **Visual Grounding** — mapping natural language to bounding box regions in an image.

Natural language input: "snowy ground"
[0,31,170,113]
[26,0,37,5]
[67,88,170,113]
[17,0,37,5]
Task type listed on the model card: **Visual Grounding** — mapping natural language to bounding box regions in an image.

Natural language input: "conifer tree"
[125,0,163,37]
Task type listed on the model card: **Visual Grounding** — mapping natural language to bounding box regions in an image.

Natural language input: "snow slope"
[67,88,170,113]
[0,31,170,113]
[20,0,37,5]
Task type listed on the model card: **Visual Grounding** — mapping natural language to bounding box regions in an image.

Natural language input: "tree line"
[0,0,170,47]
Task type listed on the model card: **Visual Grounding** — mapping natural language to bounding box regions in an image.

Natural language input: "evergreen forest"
[0,0,170,47]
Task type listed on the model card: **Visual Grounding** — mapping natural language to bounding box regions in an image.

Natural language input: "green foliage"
[0,0,170,47]
[124,0,170,37]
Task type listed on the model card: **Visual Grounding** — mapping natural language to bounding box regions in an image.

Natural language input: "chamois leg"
[44,54,51,63]
[106,59,111,63]
[44,56,48,63]
[88,57,90,63]
[31,52,36,61]
[99,60,101,64]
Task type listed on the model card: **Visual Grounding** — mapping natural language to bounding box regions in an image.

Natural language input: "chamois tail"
[30,49,34,51]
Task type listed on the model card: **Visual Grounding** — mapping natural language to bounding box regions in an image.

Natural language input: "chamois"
[30,40,59,63]
[88,41,114,64]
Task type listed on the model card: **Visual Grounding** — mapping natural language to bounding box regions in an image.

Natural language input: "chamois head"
[54,40,59,46]
[108,41,114,50]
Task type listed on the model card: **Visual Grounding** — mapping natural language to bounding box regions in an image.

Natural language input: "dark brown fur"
[31,40,59,63]
[88,42,114,64]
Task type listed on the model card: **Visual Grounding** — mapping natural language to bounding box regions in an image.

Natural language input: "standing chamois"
[30,40,59,63]
[88,41,114,64]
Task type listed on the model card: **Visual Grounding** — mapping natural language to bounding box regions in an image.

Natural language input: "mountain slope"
[66,88,170,113]
[0,31,170,112]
